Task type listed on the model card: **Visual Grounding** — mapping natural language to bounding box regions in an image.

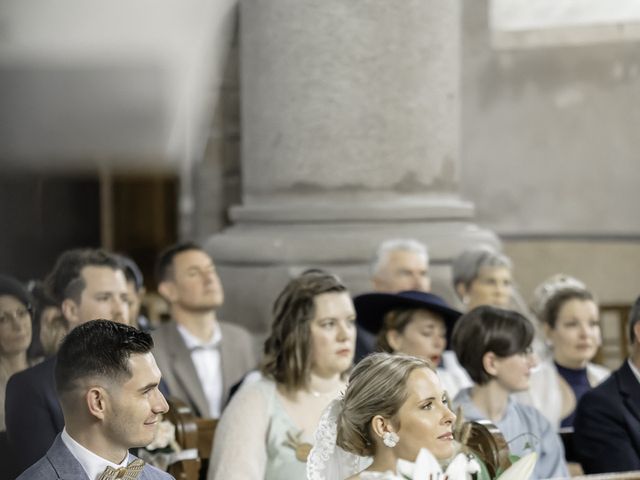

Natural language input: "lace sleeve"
[207,380,270,480]
[306,399,372,480]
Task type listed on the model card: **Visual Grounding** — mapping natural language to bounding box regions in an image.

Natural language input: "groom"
[18,320,174,480]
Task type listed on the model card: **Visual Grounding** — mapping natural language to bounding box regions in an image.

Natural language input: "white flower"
[397,449,482,480]
[497,452,537,480]
[145,419,176,451]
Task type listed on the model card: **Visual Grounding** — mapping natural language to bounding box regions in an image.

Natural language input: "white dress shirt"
[176,323,223,418]
[61,428,128,480]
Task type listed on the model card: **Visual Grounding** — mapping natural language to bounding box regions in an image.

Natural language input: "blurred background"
[1,0,639,362]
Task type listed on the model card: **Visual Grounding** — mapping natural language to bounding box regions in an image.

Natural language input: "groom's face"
[103,352,169,449]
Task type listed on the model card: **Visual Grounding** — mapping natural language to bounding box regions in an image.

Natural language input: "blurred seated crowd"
[0,239,638,480]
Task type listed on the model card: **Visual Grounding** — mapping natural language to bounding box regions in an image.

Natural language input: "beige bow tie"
[97,458,145,480]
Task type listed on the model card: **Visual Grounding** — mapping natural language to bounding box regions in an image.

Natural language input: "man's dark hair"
[118,255,144,291]
[452,305,534,385]
[45,249,123,306]
[155,241,204,283]
[55,319,153,396]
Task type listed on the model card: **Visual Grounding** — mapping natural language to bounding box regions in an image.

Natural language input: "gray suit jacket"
[152,320,256,418]
[17,434,174,480]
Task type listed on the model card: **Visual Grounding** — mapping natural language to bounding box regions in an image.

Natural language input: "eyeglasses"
[0,308,30,325]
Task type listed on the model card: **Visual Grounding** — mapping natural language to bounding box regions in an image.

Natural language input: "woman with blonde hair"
[519,274,609,430]
[209,270,356,480]
[308,352,460,479]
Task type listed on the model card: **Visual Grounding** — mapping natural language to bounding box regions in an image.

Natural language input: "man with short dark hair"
[18,320,173,480]
[6,248,130,475]
[153,242,255,418]
[574,296,640,473]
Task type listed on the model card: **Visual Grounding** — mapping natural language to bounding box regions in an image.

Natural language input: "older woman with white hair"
[452,245,514,311]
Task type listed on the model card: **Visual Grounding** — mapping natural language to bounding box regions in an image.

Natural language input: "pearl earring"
[382,431,399,448]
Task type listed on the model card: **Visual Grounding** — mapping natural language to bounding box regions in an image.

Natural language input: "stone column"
[206,0,498,336]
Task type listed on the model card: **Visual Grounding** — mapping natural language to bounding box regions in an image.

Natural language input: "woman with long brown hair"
[209,270,356,480]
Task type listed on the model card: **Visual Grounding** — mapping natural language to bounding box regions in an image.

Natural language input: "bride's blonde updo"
[336,353,434,456]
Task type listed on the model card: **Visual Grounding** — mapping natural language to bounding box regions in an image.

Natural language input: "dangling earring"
[382,431,399,448]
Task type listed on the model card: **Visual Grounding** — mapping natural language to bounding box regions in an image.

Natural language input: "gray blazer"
[16,434,174,480]
[152,321,256,418]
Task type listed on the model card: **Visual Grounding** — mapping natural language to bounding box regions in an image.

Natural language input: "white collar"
[177,322,222,350]
[61,428,128,480]
[628,358,640,385]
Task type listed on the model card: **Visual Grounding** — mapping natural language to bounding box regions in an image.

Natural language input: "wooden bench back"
[164,399,640,480]
[165,397,218,480]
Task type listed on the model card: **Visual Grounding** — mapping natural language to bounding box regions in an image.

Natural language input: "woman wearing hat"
[0,274,41,431]
[354,290,471,399]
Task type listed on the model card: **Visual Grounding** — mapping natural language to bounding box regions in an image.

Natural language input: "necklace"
[308,383,344,399]
[310,389,333,398]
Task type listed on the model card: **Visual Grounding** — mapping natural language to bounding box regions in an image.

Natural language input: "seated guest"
[452,306,569,480]
[354,290,471,398]
[0,275,41,431]
[518,274,609,430]
[452,246,545,359]
[120,254,152,331]
[153,242,256,418]
[573,295,640,473]
[17,320,172,480]
[354,239,433,362]
[452,245,513,311]
[208,270,356,480]
[6,248,130,475]
[307,352,457,480]
[371,239,431,293]
[26,281,61,359]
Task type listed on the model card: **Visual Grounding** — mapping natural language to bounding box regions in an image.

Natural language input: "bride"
[308,353,458,479]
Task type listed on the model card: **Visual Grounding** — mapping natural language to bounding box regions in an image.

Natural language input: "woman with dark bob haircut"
[209,270,356,480]
[451,306,568,480]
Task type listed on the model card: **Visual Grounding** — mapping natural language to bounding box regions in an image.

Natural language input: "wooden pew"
[456,418,640,480]
[164,397,218,480]
[164,402,640,480]
[565,472,640,479]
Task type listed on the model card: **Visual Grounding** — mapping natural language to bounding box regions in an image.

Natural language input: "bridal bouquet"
[394,449,537,480]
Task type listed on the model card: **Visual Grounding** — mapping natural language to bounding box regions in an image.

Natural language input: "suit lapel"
[618,361,640,446]
[218,322,231,398]
[166,324,210,417]
[46,435,90,480]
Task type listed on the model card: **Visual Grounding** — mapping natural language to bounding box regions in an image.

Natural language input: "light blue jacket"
[17,434,174,480]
